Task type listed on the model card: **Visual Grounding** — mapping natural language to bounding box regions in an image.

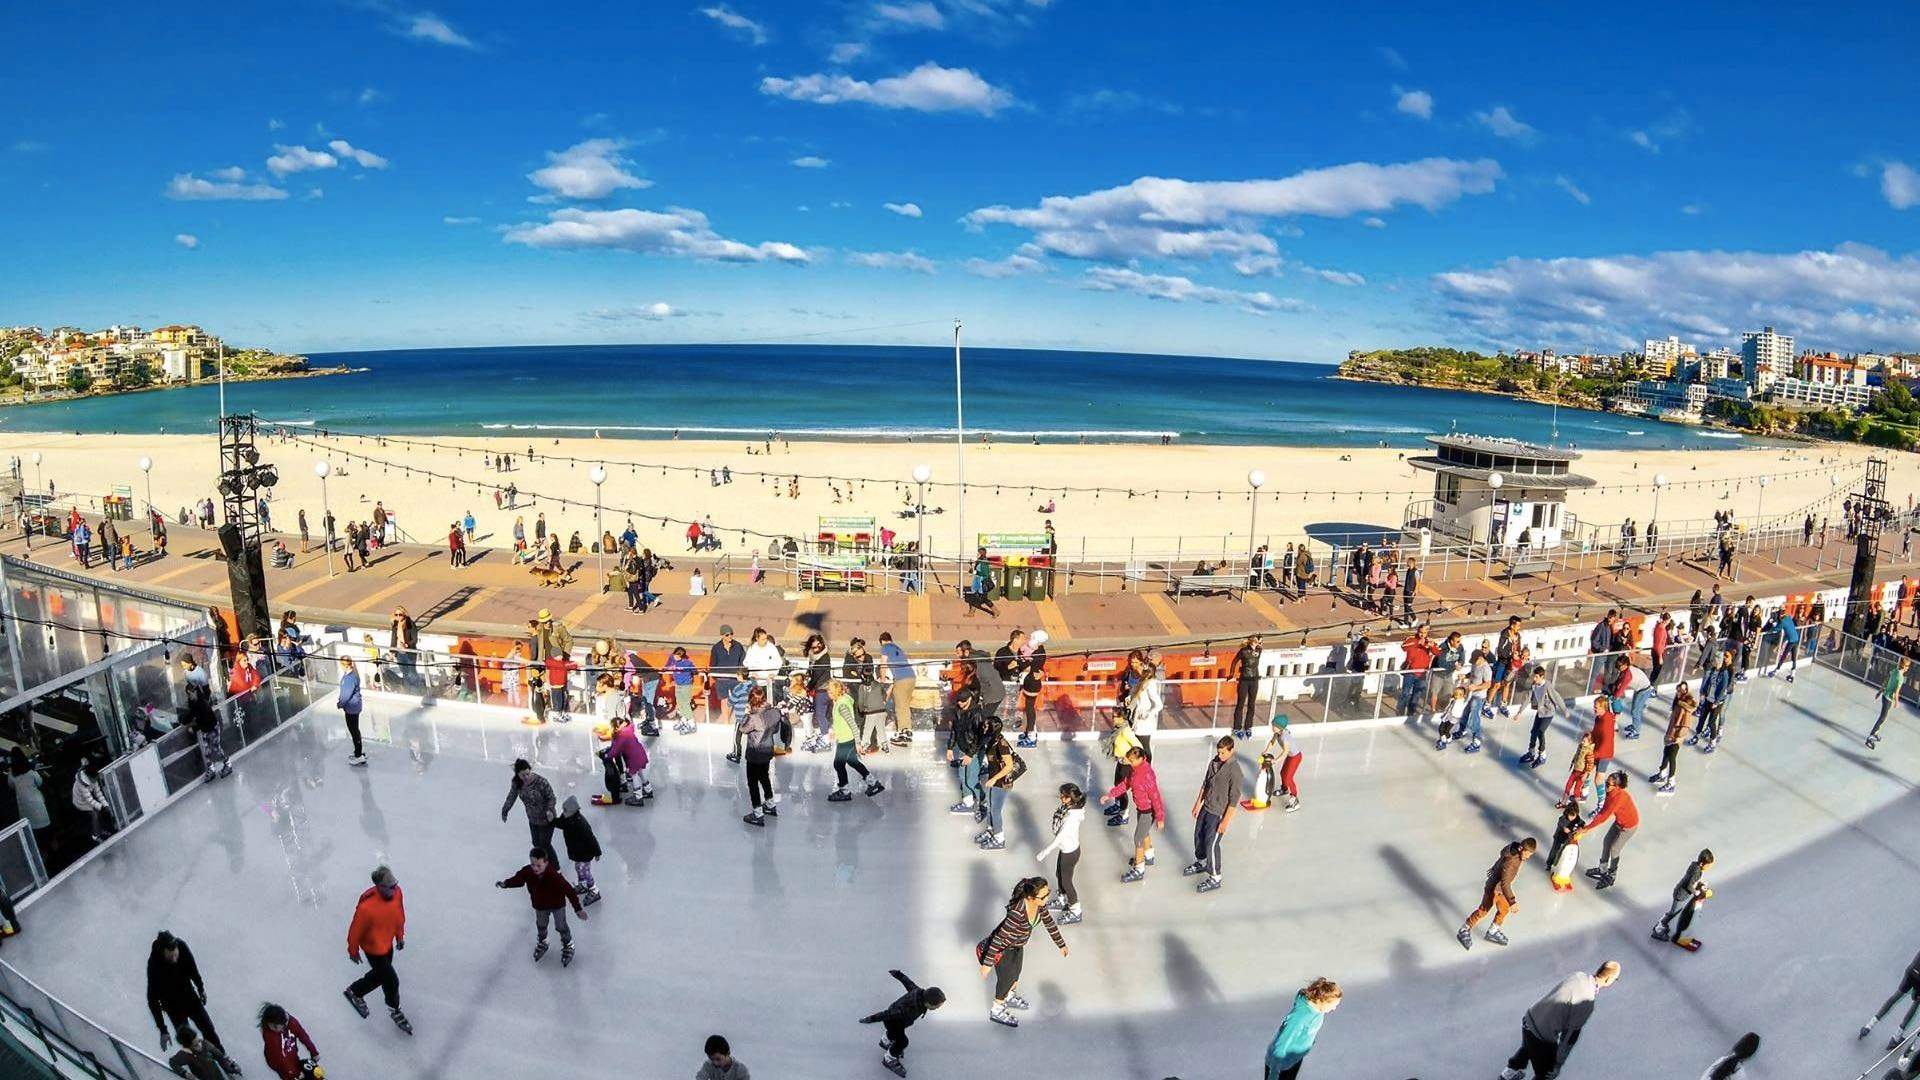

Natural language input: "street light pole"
[138,455,153,518]
[1652,472,1668,552]
[30,451,41,498]
[953,318,965,578]
[1756,475,1769,530]
[1247,469,1266,587]
[314,460,334,577]
[913,464,931,597]
[590,466,607,589]
[1485,471,1505,579]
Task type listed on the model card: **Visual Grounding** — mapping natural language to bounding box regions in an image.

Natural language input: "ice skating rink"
[9,661,1918,1079]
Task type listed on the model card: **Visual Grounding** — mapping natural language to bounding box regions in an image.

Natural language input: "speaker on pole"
[218,522,272,646]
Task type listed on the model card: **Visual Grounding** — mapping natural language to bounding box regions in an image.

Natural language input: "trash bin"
[1003,565,1029,600]
[1027,568,1052,600]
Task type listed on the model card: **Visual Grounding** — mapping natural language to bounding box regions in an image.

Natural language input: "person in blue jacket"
[1265,977,1342,1080]
[1765,609,1801,682]
[339,655,367,766]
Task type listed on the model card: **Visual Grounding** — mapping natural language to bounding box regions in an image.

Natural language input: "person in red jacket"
[1576,772,1640,890]
[1099,747,1165,883]
[343,864,411,1034]
[497,845,589,967]
[1587,698,1618,814]
[257,1003,318,1080]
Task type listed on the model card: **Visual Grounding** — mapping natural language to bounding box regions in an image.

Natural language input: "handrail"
[0,958,171,1079]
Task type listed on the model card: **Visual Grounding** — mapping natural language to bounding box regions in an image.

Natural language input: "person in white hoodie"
[1127,658,1165,760]
[1036,783,1086,924]
[72,757,112,843]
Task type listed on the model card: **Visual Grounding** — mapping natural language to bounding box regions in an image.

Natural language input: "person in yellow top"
[827,679,885,802]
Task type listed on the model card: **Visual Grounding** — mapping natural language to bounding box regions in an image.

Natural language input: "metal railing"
[0,960,174,1079]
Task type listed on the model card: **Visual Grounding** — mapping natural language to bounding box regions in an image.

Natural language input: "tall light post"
[1247,469,1266,587]
[589,466,607,588]
[953,318,966,574]
[314,460,334,577]
[1651,473,1668,554]
[138,455,153,519]
[913,464,931,596]
[30,451,41,497]
[1484,471,1504,578]
[1756,474,1769,531]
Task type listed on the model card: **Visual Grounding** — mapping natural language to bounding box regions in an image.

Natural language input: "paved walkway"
[8,524,1909,651]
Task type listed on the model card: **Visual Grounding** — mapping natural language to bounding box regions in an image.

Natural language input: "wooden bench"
[1503,556,1555,580]
[1615,550,1656,571]
[1173,574,1244,600]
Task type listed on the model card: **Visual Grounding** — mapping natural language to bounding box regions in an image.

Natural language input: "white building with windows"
[1767,376,1881,412]
[1406,435,1596,549]
[1741,326,1794,393]
[1643,335,1695,377]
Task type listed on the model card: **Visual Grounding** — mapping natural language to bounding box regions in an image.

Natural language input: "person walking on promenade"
[1498,963,1621,1080]
[1651,682,1696,795]
[1863,946,1920,1051]
[880,632,917,745]
[1459,837,1536,949]
[1517,665,1569,769]
[1870,655,1911,750]
[146,931,242,1073]
[1230,636,1264,740]
[342,865,412,1035]
[1401,558,1421,626]
[297,509,309,554]
[1035,783,1086,924]
[859,969,946,1077]
[1101,746,1165,883]
[495,845,589,967]
[1701,1032,1761,1079]
[1576,772,1639,890]
[1652,848,1714,950]
[826,679,885,802]
[1184,735,1242,893]
[337,655,367,766]
[974,877,1068,1029]
[1263,977,1343,1080]
[256,1004,319,1080]
[501,758,558,854]
[976,726,1022,850]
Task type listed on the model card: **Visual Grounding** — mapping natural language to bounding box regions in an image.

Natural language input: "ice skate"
[1484,926,1509,947]
[881,1052,907,1077]
[1892,1032,1911,1051]
[743,810,765,827]
[621,793,645,807]
[1651,926,1671,942]
[1144,850,1156,866]
[347,754,368,767]
[1500,1069,1526,1080]
[1181,861,1205,877]
[1527,756,1544,770]
[1684,733,1700,746]
[343,988,370,1018]
[1016,734,1038,749]
[828,787,853,802]
[1456,926,1473,951]
[217,763,232,779]
[1701,740,1717,754]
[1648,771,1665,785]
[1196,875,1223,893]
[1463,739,1482,753]
[980,834,1005,850]
[864,779,885,797]
[533,939,549,963]
[1517,752,1536,767]
[389,1007,412,1035]
[561,941,575,967]
[1622,726,1640,740]
[760,803,777,817]
[1657,781,1676,796]
[974,829,994,844]
[581,888,602,907]
[1585,867,1605,880]
[1058,904,1083,924]
[989,1005,1019,1028]
[1595,872,1617,890]
[1121,865,1146,883]
[1284,796,1301,813]
[724,752,741,764]
[1105,810,1130,827]
[1867,736,1880,750]
[948,799,976,815]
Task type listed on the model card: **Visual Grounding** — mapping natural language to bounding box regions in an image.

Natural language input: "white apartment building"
[1741,326,1794,393]
[1643,335,1695,376]
[1699,348,1736,381]
[1768,375,1880,411]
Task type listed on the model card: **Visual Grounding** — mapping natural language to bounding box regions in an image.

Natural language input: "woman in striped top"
[975,877,1069,1028]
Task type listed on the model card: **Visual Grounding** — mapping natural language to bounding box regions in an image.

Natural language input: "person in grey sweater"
[1499,962,1621,1079]
[1518,667,1569,769]
[696,1033,750,1080]
[501,758,558,854]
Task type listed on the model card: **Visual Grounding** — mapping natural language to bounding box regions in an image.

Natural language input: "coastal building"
[1705,376,1752,403]
[1766,375,1880,412]
[1796,351,1869,387]
[1613,378,1706,421]
[1699,347,1736,381]
[150,324,213,349]
[1741,325,1794,393]
[1405,434,1596,550]
[1642,335,1695,377]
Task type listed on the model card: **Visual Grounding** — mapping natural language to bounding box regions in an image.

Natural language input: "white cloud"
[760,62,1014,115]
[327,139,390,169]
[874,1,945,29]
[1882,163,1920,210]
[1473,105,1535,142]
[305,187,325,200]
[700,4,768,45]
[210,165,248,182]
[358,87,382,106]
[402,12,475,48]
[1554,175,1591,206]
[266,118,285,132]
[1362,216,1387,229]
[443,215,480,225]
[791,155,830,168]
[966,157,1501,263]
[846,250,937,273]
[1432,242,1920,352]
[1628,109,1693,154]
[165,173,289,201]
[1231,254,1282,277]
[174,234,200,250]
[1394,88,1432,120]
[1081,266,1301,315]
[1629,130,1657,153]
[587,302,692,320]
[1067,88,1183,116]
[964,253,1047,278]
[1305,267,1366,287]
[829,41,869,63]
[1680,203,1705,216]
[267,145,337,177]
[528,138,651,200]
[503,206,809,264]
[884,201,923,217]
[1377,46,1408,70]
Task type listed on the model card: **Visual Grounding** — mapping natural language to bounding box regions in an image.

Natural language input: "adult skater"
[338,655,367,766]
[1869,655,1911,750]
[1100,746,1165,882]
[1587,697,1618,810]
[343,865,412,1034]
[1035,783,1085,924]
[1575,772,1639,890]
[976,724,1023,850]
[1861,945,1920,1050]
[496,845,589,967]
[145,931,242,1073]
[740,687,780,826]
[501,758,558,854]
[1230,635,1264,739]
[1765,607,1801,681]
[1015,630,1049,749]
[945,682,987,817]
[256,1004,319,1080]
[696,1034,751,1080]
[1650,682,1696,795]
[1701,1032,1761,1079]
[1497,962,1621,1080]
[1458,837,1536,949]
[826,679,885,802]
[180,654,231,782]
[858,969,946,1076]
[1263,977,1343,1080]
[1651,848,1713,950]
[1517,665,1569,769]
[974,877,1069,1029]
[1695,650,1733,752]
[1184,735,1242,892]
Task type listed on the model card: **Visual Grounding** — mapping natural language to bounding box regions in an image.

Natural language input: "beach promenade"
[9,520,1910,655]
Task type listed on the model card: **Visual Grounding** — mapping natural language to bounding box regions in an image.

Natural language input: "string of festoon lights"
[268,425,1866,505]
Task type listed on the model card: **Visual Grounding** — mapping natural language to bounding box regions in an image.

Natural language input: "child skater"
[858,969,946,1076]
[554,797,603,907]
[1546,802,1585,893]
[1034,783,1086,924]
[495,845,589,967]
[1556,731,1596,810]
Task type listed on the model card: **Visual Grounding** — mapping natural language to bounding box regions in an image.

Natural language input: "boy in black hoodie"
[859,968,945,1076]
[555,796,604,906]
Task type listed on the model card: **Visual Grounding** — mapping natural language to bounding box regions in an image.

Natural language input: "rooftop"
[1421,433,1582,462]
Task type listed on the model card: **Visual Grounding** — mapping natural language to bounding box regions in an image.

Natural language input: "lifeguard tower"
[1405,435,1595,552]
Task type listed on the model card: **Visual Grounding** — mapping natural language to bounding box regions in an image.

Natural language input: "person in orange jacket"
[343,864,412,1035]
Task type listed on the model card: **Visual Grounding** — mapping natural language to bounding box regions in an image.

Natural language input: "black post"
[1843,457,1890,640]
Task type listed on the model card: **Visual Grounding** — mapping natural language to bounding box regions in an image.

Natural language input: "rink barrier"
[0,959,173,1079]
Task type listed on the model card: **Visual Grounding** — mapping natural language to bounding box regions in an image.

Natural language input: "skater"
[256,1004,319,1080]
[1184,735,1242,892]
[1262,719,1304,812]
[1459,837,1536,949]
[1587,697,1618,811]
[740,686,780,826]
[1701,1032,1761,1079]
[1651,682,1696,794]
[1870,655,1910,750]
[1575,772,1639,889]
[338,655,367,766]
[343,865,412,1035]
[1557,731,1596,811]
[1016,630,1049,748]
[858,969,946,1076]
[1620,656,1652,739]
[1651,848,1713,950]
[146,931,242,1073]
[1517,665,1568,768]
[72,756,111,843]
[597,715,651,806]
[501,758,559,855]
[496,845,589,966]
[826,679,885,802]
[181,655,232,782]
[976,724,1024,850]
[554,797,604,906]
[975,877,1069,1029]
[1862,945,1920,1051]
[1696,650,1733,752]
[1034,783,1085,924]
[1546,804,1584,892]
[1497,962,1621,1080]
[1263,977,1343,1080]
[1100,746,1165,882]
[1766,608,1801,680]
[1230,635,1264,739]
[696,1034,751,1080]
[945,683,987,817]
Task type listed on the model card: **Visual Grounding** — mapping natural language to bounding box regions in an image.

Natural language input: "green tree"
[64,367,92,393]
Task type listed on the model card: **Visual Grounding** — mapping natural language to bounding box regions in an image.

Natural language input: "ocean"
[0,344,1766,450]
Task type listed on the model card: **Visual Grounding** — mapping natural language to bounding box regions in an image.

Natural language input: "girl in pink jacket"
[1099,748,1165,883]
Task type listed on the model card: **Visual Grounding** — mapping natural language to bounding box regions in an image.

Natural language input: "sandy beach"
[0,429,1902,563]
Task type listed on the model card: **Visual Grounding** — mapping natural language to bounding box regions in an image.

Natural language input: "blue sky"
[3,1,1918,360]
